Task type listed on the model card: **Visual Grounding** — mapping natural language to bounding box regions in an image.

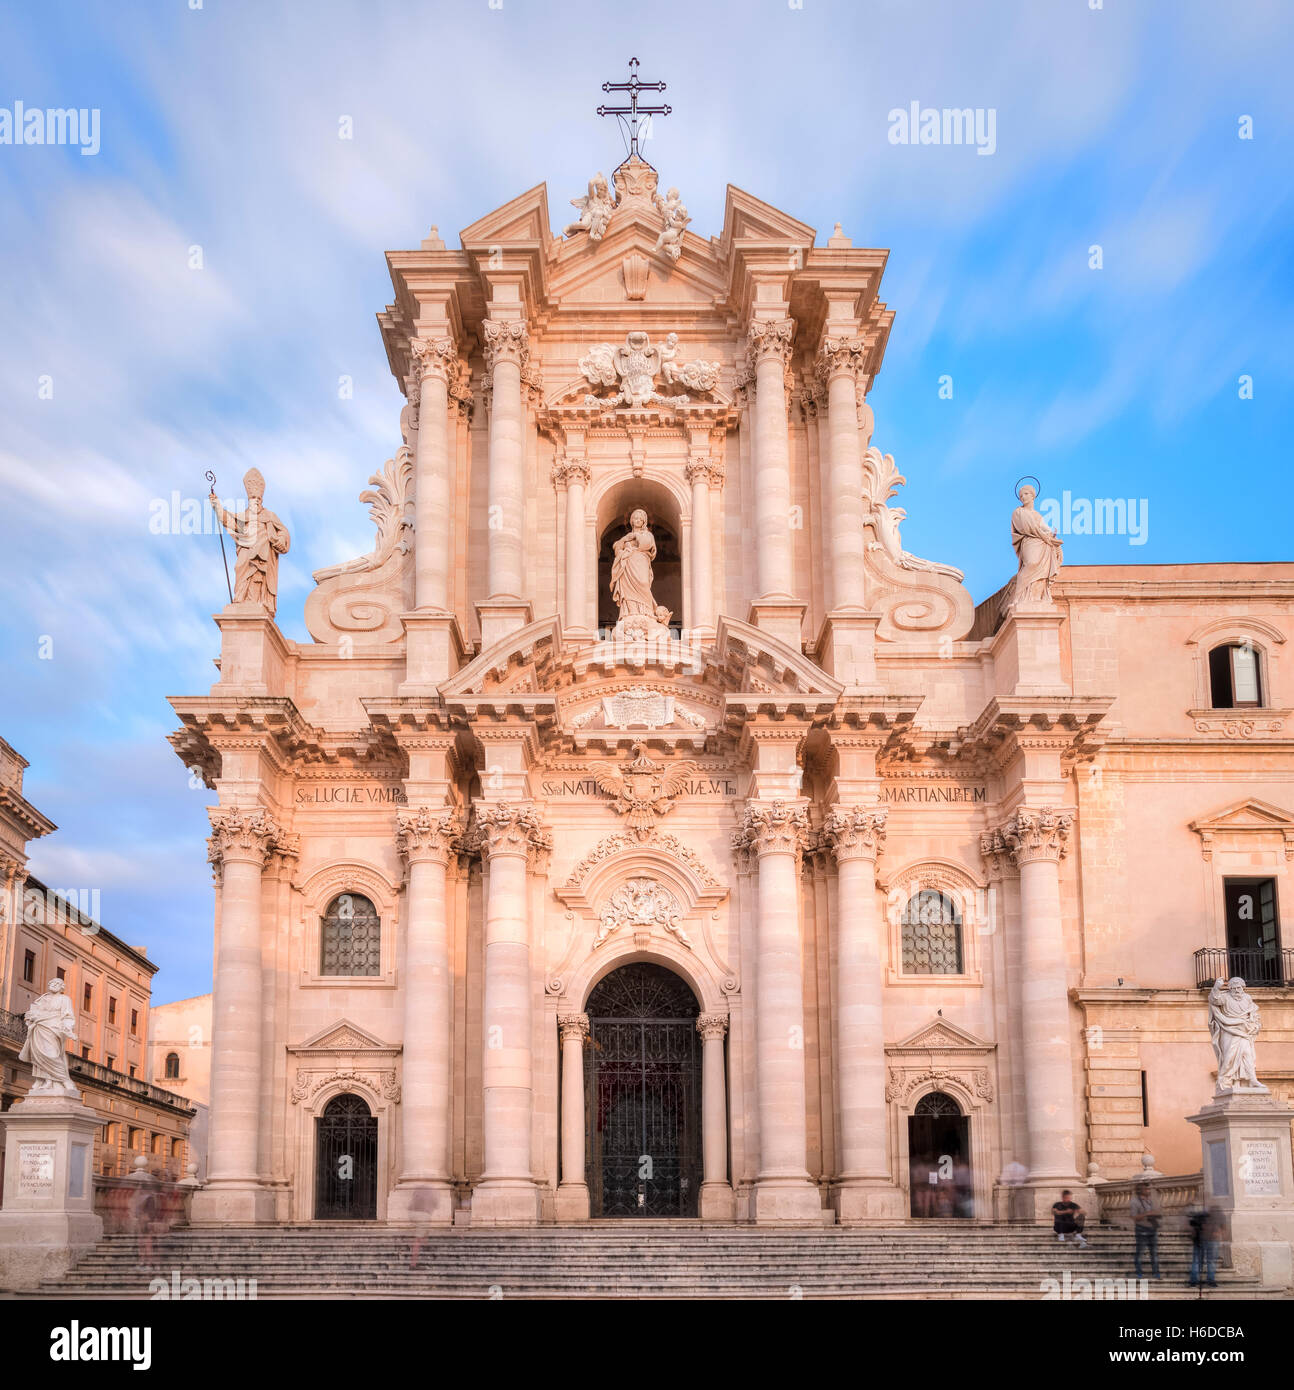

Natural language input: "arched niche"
[593,476,685,634]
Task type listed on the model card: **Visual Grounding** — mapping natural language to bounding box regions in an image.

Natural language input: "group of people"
[1050,1180,1224,1286]
[910,1157,975,1218]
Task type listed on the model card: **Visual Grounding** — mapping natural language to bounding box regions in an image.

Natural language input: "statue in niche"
[1208,977,1265,1092]
[1006,482,1062,608]
[652,186,690,263]
[563,173,614,242]
[19,978,80,1097]
[209,468,291,616]
[610,508,659,628]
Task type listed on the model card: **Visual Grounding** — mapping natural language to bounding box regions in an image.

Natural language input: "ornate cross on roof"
[598,56,671,160]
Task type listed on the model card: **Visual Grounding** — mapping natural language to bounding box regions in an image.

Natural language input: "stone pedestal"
[1189,1088,1294,1288]
[747,598,807,654]
[0,1095,104,1291]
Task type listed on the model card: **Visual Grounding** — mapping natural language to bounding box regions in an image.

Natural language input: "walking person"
[1130,1179,1162,1280]
[1187,1204,1221,1288]
[1052,1189,1087,1248]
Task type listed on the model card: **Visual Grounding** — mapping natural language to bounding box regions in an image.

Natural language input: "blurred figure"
[1001,1159,1030,1224]
[953,1157,974,1219]
[1188,1204,1222,1288]
[1052,1189,1087,1248]
[1130,1179,1162,1280]
[129,1173,161,1263]
[407,1188,436,1270]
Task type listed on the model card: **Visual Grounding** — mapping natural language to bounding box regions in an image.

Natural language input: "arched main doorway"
[585,962,702,1217]
[314,1093,377,1220]
[907,1090,973,1219]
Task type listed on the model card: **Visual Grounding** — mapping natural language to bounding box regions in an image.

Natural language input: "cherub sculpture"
[652,186,690,262]
[563,173,614,242]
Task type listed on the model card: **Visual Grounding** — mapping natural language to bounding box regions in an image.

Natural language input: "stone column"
[746,319,796,602]
[191,807,280,1224]
[999,807,1081,1186]
[553,457,592,636]
[823,804,901,1221]
[409,335,457,612]
[472,802,548,1225]
[479,319,530,647]
[555,1012,590,1220]
[388,806,461,1224]
[738,801,821,1222]
[685,457,722,633]
[697,1013,734,1219]
[815,337,868,612]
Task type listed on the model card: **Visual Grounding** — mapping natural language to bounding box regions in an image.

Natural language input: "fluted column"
[409,335,457,612]
[685,457,722,632]
[388,806,461,1223]
[473,802,549,1225]
[553,457,592,635]
[696,1013,734,1219]
[823,805,902,1221]
[816,337,868,612]
[192,807,280,1224]
[745,319,796,601]
[482,319,528,603]
[555,1012,590,1220]
[737,800,821,1222]
[998,807,1079,1184]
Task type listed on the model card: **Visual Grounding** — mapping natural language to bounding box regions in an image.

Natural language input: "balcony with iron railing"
[0,1007,25,1047]
[1193,946,1294,989]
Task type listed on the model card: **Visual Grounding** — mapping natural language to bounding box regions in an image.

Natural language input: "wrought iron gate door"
[585,963,701,1218]
[314,1093,377,1220]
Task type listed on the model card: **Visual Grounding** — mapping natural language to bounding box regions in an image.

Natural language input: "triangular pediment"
[548,217,728,306]
[1190,798,1294,837]
[291,1019,395,1054]
[891,1018,993,1053]
[719,184,816,252]
[459,183,552,246]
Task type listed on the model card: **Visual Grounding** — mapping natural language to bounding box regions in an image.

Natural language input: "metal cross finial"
[598,56,671,160]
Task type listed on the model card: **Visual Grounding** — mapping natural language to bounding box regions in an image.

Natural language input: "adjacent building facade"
[168,154,1294,1227]
[0,739,196,1187]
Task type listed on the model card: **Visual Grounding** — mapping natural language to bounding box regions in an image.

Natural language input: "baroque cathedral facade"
[169,152,1294,1228]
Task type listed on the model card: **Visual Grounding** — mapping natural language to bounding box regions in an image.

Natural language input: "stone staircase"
[23,1222,1278,1299]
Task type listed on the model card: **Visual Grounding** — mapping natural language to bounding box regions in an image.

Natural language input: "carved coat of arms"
[590,741,699,840]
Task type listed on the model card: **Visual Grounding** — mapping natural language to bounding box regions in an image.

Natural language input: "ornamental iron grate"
[585,963,701,1218]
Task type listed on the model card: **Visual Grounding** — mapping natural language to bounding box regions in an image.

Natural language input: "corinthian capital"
[475,802,551,861]
[996,806,1074,866]
[684,456,725,488]
[482,318,530,371]
[551,456,592,489]
[814,334,868,387]
[822,804,888,863]
[735,800,810,858]
[558,1012,590,1045]
[696,1013,729,1043]
[744,317,795,370]
[409,334,458,383]
[396,806,464,866]
[207,806,284,868]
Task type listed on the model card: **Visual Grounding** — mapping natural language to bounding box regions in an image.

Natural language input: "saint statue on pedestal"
[18,979,80,1097]
[1007,482,1063,607]
[1208,976,1265,1092]
[208,468,291,617]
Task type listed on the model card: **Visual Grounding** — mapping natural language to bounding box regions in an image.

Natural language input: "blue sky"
[1,0,1290,1004]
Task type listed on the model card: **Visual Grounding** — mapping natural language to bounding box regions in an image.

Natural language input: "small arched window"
[320,893,381,977]
[914,1090,962,1118]
[164,1052,180,1079]
[1209,642,1263,709]
[901,889,964,975]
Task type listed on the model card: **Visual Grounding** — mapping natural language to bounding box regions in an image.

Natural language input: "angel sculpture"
[652,186,690,262]
[563,173,614,242]
[590,741,700,840]
[659,332,720,394]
